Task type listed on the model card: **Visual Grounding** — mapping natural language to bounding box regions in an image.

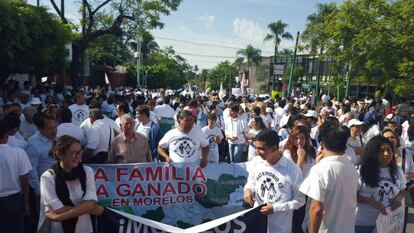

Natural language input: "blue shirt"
[25,132,55,194]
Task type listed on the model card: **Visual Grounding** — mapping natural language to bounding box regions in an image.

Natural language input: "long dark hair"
[285,126,316,162]
[252,116,267,130]
[360,136,399,187]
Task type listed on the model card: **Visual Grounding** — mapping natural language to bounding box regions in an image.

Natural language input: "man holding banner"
[244,129,305,233]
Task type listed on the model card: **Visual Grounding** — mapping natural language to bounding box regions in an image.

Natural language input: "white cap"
[348,119,364,128]
[304,110,318,118]
[30,97,42,105]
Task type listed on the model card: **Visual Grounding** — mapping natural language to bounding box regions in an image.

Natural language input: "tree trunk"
[70,43,87,88]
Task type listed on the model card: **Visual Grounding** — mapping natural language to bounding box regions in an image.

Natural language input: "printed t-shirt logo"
[171,136,197,158]
[74,109,87,122]
[256,171,284,204]
[207,135,217,149]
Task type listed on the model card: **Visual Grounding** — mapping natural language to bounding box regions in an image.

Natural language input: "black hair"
[320,125,348,154]
[60,108,72,123]
[33,112,56,128]
[255,129,279,149]
[10,103,22,110]
[252,116,267,130]
[317,117,340,142]
[252,106,261,116]
[117,103,130,114]
[360,136,399,187]
[230,104,240,113]
[0,120,9,139]
[4,112,21,129]
[135,105,150,118]
[207,113,217,121]
[382,129,401,148]
[176,110,194,121]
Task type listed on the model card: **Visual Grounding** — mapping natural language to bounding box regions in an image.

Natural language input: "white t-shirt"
[69,104,89,126]
[246,128,261,161]
[154,104,176,118]
[57,123,86,145]
[202,126,223,163]
[0,144,32,197]
[86,119,114,155]
[283,150,315,179]
[363,124,381,142]
[224,117,248,144]
[159,127,209,163]
[355,167,406,226]
[135,120,152,138]
[39,166,98,233]
[244,156,305,233]
[8,135,27,149]
[399,148,414,181]
[299,155,359,233]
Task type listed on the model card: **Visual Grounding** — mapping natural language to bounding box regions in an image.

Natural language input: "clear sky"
[27,0,343,69]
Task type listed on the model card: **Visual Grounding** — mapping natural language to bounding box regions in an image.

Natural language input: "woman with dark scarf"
[39,135,103,233]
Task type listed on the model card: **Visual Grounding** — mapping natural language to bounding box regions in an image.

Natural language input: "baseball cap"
[348,119,364,128]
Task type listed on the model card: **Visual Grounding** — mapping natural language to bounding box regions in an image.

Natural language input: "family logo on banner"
[90,163,248,228]
[98,205,267,233]
[376,204,405,233]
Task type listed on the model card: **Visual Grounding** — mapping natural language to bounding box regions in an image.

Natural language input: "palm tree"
[236,45,262,86]
[264,20,293,62]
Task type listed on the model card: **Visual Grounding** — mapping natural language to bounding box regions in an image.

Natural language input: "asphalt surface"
[407,208,414,232]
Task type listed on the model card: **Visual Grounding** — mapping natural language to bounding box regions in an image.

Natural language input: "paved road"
[408,208,414,232]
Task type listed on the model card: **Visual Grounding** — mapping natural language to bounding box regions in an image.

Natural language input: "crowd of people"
[0,78,414,233]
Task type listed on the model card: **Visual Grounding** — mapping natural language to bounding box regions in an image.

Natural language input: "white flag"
[219,82,225,99]
[105,73,112,97]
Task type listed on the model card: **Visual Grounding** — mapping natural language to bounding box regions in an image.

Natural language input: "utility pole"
[61,0,64,20]
[136,0,142,88]
[288,31,300,97]
[80,1,86,87]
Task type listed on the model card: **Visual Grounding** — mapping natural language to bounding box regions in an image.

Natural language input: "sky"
[27,0,343,69]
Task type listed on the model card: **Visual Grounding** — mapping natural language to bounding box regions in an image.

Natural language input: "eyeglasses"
[68,150,83,158]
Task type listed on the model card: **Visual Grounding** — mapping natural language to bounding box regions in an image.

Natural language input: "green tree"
[301,3,338,56]
[141,47,190,89]
[264,20,293,63]
[236,45,262,83]
[48,0,182,86]
[207,61,237,90]
[0,1,71,84]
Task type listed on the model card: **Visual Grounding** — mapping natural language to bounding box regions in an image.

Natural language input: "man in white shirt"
[69,93,89,126]
[20,106,38,140]
[158,110,209,167]
[154,97,175,119]
[4,112,27,149]
[83,109,115,163]
[347,119,365,164]
[57,108,85,145]
[244,129,305,233]
[0,119,32,233]
[224,104,248,163]
[299,126,359,233]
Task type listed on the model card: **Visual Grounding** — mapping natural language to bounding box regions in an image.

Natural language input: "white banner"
[375,203,405,233]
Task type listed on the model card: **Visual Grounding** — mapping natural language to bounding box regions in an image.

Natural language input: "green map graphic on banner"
[90,162,249,228]
[159,117,175,137]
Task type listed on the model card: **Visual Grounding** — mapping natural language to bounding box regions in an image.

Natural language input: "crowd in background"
[1,78,414,233]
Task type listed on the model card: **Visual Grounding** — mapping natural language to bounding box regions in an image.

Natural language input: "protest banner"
[90,163,249,228]
[158,117,175,137]
[376,204,405,233]
[97,205,267,233]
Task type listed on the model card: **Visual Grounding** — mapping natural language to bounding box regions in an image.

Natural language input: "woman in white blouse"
[39,135,103,233]
[283,125,316,233]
